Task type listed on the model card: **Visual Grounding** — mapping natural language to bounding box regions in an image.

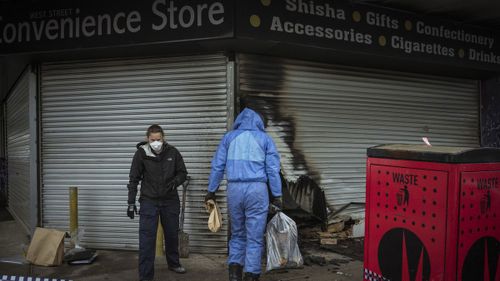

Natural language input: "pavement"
[0,216,363,281]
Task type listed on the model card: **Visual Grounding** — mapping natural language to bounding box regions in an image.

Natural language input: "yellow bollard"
[69,186,78,247]
[155,218,164,257]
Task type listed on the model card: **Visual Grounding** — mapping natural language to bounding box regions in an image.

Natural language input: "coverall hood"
[233,108,264,131]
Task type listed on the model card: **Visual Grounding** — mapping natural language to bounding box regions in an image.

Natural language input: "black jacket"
[127,141,188,204]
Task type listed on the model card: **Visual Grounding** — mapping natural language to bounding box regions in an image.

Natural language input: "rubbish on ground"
[303,255,327,266]
[25,227,65,266]
[320,238,338,245]
[336,271,352,277]
[300,214,361,245]
[327,221,344,233]
[318,231,351,239]
[64,248,98,265]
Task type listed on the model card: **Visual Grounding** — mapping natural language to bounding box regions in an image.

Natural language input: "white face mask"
[150,141,163,152]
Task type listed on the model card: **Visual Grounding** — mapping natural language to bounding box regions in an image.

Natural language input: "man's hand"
[272,197,283,209]
[204,192,216,203]
[269,197,283,214]
[127,204,137,219]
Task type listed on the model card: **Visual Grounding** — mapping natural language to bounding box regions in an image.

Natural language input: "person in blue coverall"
[205,108,282,281]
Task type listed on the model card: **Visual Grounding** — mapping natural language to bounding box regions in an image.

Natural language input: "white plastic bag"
[266,212,303,272]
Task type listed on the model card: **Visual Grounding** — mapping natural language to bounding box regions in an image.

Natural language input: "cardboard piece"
[26,227,65,266]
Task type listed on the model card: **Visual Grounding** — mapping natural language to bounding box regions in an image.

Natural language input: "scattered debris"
[64,248,98,265]
[303,255,327,266]
[327,220,345,233]
[299,213,364,262]
[318,230,351,240]
[319,238,337,245]
[300,215,356,241]
[335,271,352,277]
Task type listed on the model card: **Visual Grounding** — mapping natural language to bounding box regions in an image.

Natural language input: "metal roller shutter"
[238,54,479,219]
[6,68,37,233]
[41,54,231,252]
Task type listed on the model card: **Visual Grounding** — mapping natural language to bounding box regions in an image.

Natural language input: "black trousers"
[139,198,181,281]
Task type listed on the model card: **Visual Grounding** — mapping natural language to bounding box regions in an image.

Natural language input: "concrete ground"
[0,218,363,281]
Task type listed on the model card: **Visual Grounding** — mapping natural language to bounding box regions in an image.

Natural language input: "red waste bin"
[363,144,500,281]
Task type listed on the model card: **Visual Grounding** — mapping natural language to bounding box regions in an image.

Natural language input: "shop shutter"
[6,68,37,233]
[41,55,231,252]
[238,54,479,219]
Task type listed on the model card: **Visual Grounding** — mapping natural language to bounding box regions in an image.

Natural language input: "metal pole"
[69,186,78,247]
[155,219,164,258]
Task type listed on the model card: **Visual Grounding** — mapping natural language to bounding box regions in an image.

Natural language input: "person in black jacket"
[127,124,188,281]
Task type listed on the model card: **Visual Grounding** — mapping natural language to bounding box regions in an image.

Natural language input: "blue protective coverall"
[208,108,282,274]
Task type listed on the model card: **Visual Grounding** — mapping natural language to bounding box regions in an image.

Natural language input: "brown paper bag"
[205,199,222,233]
[26,227,65,266]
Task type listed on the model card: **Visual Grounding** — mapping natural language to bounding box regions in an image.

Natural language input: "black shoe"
[244,272,260,281]
[169,266,187,274]
[229,263,243,281]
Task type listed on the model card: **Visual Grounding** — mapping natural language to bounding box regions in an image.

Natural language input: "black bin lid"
[367,144,500,163]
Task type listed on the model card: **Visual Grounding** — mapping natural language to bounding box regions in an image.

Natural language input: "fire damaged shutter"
[40,55,230,253]
[238,54,479,219]
[5,68,38,233]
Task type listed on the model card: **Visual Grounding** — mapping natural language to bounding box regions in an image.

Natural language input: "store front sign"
[1,0,499,71]
[237,0,500,70]
[0,0,233,53]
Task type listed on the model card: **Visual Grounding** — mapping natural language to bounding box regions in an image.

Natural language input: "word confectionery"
[415,21,495,49]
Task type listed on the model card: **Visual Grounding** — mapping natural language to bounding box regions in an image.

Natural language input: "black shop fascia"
[0,0,499,87]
